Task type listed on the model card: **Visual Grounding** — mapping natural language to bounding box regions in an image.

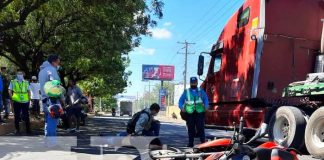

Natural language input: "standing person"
[0,68,4,123]
[38,55,63,137]
[178,77,209,147]
[8,71,31,134]
[43,80,65,137]
[1,67,11,120]
[67,79,83,132]
[29,76,41,119]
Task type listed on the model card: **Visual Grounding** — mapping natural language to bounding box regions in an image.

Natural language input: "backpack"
[126,110,150,134]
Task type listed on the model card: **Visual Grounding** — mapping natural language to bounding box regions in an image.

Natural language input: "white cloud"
[133,46,156,55]
[150,28,172,39]
[163,22,172,27]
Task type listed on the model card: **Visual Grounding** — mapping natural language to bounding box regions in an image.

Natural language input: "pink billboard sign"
[142,65,175,81]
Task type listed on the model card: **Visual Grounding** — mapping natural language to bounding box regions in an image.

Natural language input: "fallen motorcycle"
[149,117,299,160]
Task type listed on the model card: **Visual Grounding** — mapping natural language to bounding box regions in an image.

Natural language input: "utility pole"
[148,81,151,105]
[178,40,195,89]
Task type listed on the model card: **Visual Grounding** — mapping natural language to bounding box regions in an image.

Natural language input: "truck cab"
[199,0,324,144]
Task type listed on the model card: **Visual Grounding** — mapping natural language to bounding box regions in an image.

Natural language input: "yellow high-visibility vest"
[11,80,29,103]
[185,89,205,114]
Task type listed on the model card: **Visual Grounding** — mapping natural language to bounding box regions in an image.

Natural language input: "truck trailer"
[197,0,324,158]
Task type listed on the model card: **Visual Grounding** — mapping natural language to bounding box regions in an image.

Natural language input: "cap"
[31,76,37,80]
[190,77,198,85]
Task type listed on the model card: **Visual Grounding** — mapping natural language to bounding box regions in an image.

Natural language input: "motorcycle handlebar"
[239,117,244,135]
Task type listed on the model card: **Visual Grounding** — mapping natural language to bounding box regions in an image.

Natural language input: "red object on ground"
[196,138,232,150]
[258,141,284,150]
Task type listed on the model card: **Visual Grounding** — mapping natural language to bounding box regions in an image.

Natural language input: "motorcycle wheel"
[149,147,182,160]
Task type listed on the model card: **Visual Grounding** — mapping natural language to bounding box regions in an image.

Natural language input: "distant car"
[120,110,132,116]
[119,101,133,116]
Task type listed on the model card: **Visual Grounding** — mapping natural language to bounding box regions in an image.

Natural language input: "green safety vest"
[185,89,205,114]
[11,80,29,103]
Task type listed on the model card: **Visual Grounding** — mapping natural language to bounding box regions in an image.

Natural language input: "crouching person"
[124,103,160,136]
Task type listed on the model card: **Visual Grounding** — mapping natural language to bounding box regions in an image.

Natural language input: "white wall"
[173,84,189,107]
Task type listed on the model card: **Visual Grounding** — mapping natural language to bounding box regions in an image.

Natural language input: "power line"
[188,0,242,42]
[181,1,220,40]
[177,41,195,89]
[166,1,242,66]
[183,0,240,41]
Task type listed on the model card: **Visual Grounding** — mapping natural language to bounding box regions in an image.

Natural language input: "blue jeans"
[3,98,10,116]
[44,112,58,136]
[142,120,160,136]
[43,99,59,136]
[43,99,59,147]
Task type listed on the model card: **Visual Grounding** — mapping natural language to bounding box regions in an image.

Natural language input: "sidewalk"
[0,115,44,135]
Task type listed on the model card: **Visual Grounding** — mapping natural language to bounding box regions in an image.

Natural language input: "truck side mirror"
[197,55,204,76]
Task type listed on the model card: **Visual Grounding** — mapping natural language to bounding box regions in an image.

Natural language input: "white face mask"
[17,74,24,81]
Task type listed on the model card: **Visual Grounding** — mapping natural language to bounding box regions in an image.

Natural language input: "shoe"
[68,128,76,133]
[75,129,80,133]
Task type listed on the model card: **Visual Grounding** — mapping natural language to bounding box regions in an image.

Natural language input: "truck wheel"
[269,106,306,150]
[305,107,324,158]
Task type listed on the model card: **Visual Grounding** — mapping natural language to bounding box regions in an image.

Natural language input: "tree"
[137,81,175,108]
[0,0,49,32]
[0,0,164,97]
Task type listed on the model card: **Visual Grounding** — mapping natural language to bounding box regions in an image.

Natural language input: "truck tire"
[305,107,324,158]
[269,106,306,150]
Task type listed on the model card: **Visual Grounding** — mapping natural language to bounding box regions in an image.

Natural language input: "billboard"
[142,65,174,81]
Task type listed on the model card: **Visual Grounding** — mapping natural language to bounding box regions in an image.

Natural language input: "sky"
[125,0,244,96]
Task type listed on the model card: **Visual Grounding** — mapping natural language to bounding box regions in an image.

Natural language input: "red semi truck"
[197,0,324,157]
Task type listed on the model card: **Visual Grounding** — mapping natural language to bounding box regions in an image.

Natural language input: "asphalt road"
[0,115,318,160]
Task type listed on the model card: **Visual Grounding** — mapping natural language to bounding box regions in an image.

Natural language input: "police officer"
[8,71,31,134]
[178,77,209,147]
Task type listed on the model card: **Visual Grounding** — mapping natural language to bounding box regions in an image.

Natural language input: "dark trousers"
[142,120,160,136]
[31,99,40,115]
[13,102,30,132]
[186,112,205,146]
